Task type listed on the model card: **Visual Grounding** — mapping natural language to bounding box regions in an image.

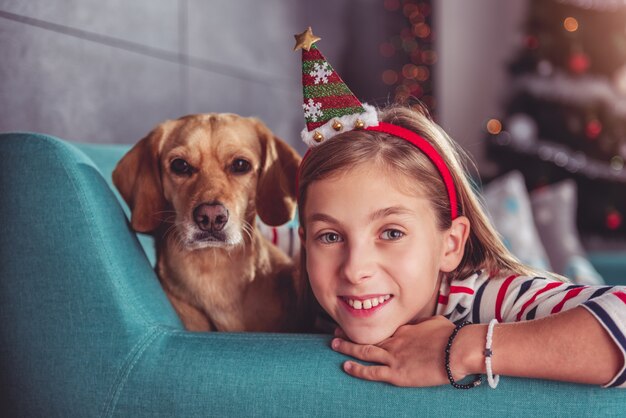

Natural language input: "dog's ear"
[113,125,168,233]
[254,120,302,226]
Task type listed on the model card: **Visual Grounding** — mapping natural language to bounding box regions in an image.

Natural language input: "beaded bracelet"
[444,320,482,389]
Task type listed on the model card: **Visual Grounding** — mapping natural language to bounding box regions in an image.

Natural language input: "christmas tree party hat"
[294,27,379,147]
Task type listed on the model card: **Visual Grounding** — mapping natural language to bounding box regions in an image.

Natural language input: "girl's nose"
[341,241,376,284]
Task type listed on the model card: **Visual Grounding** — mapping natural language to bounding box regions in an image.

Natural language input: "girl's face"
[302,163,461,345]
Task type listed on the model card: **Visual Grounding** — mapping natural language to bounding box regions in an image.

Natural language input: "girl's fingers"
[343,361,392,383]
[331,338,392,365]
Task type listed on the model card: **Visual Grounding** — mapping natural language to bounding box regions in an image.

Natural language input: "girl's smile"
[339,294,394,317]
[302,163,465,344]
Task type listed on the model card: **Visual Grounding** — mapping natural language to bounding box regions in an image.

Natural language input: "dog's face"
[113,114,301,250]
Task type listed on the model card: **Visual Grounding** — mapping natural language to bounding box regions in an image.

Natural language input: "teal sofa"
[1,132,625,417]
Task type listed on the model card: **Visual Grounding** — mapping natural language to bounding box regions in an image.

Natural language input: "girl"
[292,27,625,389]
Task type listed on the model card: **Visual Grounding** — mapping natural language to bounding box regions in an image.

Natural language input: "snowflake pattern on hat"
[310,62,332,84]
[294,28,378,147]
[303,99,323,122]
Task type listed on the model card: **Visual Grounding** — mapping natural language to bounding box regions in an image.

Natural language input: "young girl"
[293,28,626,389]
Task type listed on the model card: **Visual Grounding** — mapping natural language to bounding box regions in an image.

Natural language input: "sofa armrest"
[0,133,181,415]
[113,330,622,416]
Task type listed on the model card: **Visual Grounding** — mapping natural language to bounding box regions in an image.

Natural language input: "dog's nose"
[193,202,229,232]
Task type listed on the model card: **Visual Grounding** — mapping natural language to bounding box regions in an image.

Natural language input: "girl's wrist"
[450,323,488,378]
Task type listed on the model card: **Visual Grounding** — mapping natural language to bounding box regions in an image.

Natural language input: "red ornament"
[569,52,590,74]
[606,210,622,230]
[525,35,539,49]
[585,119,602,139]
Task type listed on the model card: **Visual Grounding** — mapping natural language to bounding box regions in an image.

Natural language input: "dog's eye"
[170,158,192,175]
[231,159,251,174]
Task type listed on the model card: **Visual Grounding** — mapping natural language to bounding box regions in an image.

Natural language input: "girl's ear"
[298,226,305,242]
[440,216,470,273]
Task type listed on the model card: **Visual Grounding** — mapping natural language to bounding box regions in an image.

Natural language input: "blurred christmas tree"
[488,0,626,243]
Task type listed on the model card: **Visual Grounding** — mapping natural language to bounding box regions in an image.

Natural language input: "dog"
[113,113,310,332]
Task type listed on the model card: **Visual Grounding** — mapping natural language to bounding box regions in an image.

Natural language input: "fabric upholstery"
[1,133,625,417]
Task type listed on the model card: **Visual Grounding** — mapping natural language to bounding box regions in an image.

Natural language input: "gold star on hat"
[293,26,321,52]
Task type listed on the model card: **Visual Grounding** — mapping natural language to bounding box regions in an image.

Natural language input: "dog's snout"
[193,202,229,232]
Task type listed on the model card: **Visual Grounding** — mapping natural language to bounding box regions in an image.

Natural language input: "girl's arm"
[454,306,622,385]
[331,306,623,387]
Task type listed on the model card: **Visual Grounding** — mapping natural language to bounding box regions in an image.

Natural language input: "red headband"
[296,123,459,221]
[366,122,459,220]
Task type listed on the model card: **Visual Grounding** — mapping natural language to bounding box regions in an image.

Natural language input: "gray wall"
[0,0,399,156]
[436,0,528,176]
[1,0,527,169]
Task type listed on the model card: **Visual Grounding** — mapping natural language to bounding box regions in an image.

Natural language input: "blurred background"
[1,0,625,259]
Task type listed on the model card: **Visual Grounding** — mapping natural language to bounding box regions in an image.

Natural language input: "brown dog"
[113,114,309,332]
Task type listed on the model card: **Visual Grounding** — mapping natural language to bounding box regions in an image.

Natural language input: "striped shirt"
[436,270,626,388]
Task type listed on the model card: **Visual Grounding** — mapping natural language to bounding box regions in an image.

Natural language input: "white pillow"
[482,171,552,271]
[530,179,604,285]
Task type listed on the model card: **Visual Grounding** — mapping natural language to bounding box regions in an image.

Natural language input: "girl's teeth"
[346,295,391,310]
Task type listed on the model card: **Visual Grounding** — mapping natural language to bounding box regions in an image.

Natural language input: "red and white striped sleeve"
[439,271,626,388]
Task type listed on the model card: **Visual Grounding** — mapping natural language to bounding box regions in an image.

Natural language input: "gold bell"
[354,119,365,129]
[332,120,343,131]
[313,131,324,142]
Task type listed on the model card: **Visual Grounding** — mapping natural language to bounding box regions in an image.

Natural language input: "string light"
[403,3,419,17]
[564,17,579,31]
[379,42,396,58]
[585,119,602,139]
[383,0,401,11]
[380,0,434,108]
[402,63,419,79]
[525,35,540,49]
[486,119,503,135]
[382,70,399,85]
[611,156,624,171]
[416,66,430,81]
[413,22,431,38]
[422,50,438,64]
[606,209,622,230]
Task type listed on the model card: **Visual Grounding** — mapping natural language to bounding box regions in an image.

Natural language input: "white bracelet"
[485,318,500,389]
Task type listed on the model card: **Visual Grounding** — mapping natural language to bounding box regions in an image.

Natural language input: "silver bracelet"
[485,319,500,389]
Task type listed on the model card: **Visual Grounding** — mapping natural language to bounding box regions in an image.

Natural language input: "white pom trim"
[301,103,379,147]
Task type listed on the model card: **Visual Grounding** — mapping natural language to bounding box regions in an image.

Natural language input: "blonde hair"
[298,104,539,282]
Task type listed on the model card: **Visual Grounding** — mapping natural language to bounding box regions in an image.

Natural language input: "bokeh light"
[382,70,399,85]
[402,63,419,79]
[379,42,396,58]
[416,66,430,81]
[564,17,579,32]
[486,119,503,134]
[383,0,401,11]
[403,3,419,18]
[413,23,431,38]
[421,50,438,65]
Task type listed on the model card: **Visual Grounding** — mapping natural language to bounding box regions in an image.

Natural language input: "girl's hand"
[331,316,465,387]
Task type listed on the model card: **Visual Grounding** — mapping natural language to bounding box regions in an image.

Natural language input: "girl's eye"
[381,229,405,240]
[318,232,343,244]
[171,158,193,176]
